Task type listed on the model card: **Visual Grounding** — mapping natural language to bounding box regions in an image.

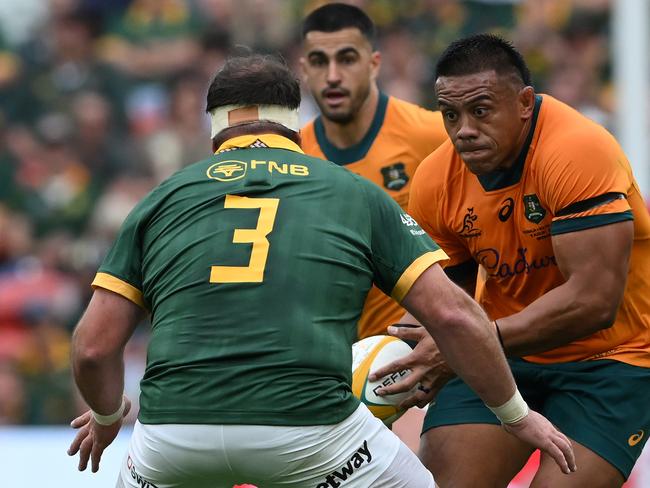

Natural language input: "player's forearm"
[425,297,517,408]
[72,334,126,415]
[497,281,616,357]
[70,290,143,415]
[403,267,518,407]
[500,221,632,357]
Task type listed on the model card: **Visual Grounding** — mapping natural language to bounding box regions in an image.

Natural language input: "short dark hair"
[206,54,300,113]
[435,34,532,87]
[302,3,375,44]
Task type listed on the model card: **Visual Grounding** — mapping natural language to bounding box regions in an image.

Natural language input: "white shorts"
[116,403,435,488]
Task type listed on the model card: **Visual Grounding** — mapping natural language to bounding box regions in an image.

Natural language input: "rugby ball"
[352,335,416,425]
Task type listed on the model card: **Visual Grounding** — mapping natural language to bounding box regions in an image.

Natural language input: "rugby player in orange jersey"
[371,34,650,487]
[300,3,447,340]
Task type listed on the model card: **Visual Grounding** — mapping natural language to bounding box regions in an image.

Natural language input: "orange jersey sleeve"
[532,111,632,233]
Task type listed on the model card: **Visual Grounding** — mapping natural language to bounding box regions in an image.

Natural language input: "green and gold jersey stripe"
[215,134,304,154]
[392,249,449,302]
[92,272,146,309]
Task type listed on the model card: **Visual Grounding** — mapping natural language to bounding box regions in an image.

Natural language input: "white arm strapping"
[486,389,529,424]
[92,396,126,426]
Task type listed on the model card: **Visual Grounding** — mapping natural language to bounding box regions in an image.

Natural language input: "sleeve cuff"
[92,272,146,309]
[391,249,449,302]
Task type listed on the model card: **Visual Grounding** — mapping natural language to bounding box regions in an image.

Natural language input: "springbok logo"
[207,160,247,181]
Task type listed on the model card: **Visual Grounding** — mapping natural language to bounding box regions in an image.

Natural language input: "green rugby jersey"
[93,134,447,426]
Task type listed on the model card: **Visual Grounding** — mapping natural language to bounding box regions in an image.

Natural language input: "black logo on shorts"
[381,163,408,191]
[316,439,373,487]
[459,208,481,238]
[499,197,514,222]
[523,194,546,224]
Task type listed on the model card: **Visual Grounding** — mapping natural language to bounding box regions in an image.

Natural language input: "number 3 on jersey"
[210,195,279,283]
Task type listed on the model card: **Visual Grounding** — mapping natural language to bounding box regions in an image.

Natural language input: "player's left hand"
[503,409,577,475]
[67,396,131,473]
[369,325,455,408]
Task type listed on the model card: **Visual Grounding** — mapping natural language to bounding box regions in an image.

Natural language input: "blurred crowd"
[0,0,616,425]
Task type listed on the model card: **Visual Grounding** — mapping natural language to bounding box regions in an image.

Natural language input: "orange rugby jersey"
[302,92,447,338]
[409,94,650,367]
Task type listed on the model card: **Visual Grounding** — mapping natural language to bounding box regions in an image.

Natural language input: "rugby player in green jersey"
[67,54,575,488]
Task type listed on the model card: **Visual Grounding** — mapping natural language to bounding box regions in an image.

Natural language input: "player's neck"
[497,116,535,172]
[321,85,379,149]
[511,117,534,167]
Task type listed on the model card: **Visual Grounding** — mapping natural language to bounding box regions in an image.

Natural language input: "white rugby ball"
[352,335,416,425]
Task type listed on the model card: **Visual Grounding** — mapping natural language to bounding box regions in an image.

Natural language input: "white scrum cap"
[209,104,300,138]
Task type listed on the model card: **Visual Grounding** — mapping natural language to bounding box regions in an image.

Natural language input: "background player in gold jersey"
[300,3,447,339]
[373,34,650,487]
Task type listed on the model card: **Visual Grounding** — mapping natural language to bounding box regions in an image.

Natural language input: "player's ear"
[518,85,535,120]
[370,51,381,81]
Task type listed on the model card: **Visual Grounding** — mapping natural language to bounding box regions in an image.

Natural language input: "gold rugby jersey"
[409,94,650,367]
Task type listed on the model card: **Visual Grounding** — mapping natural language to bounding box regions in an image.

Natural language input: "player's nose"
[326,62,342,84]
[456,114,480,140]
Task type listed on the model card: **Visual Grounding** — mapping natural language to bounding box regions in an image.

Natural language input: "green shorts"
[422,358,650,478]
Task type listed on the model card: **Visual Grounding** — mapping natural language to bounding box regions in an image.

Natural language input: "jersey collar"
[476,95,543,192]
[314,92,389,166]
[215,134,304,154]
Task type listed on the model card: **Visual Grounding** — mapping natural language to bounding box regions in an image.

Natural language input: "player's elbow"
[569,273,624,334]
[590,301,619,331]
[72,343,109,370]
[578,294,620,333]
[428,302,485,340]
[71,329,115,369]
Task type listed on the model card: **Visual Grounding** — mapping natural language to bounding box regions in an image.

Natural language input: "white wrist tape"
[486,389,529,424]
[92,397,126,426]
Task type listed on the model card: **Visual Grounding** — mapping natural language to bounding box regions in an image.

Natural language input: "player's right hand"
[503,409,577,475]
[370,325,455,408]
[67,396,132,473]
